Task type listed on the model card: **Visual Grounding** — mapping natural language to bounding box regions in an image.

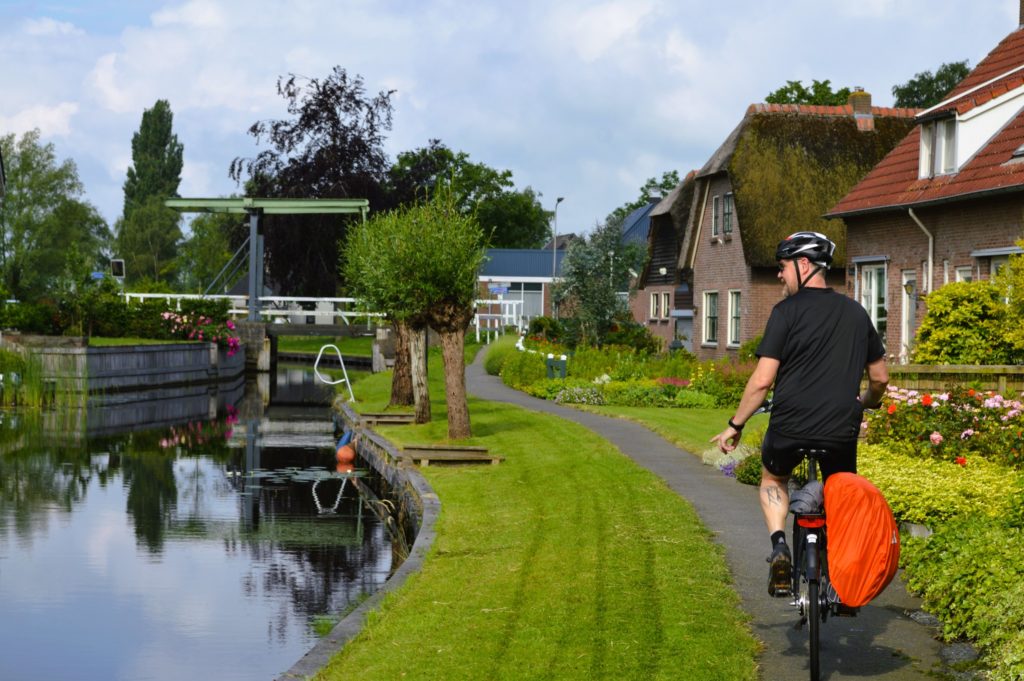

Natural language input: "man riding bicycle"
[711,231,889,597]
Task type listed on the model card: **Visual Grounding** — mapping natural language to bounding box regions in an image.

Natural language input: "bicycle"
[751,402,857,681]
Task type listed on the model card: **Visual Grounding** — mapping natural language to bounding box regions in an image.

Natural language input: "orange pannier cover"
[823,472,900,607]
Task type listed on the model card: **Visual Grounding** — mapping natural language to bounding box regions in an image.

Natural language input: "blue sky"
[0,0,1019,238]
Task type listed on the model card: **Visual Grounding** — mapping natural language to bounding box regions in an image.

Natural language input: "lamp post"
[551,196,564,280]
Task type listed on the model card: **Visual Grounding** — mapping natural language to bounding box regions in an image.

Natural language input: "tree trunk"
[439,328,471,439]
[409,324,430,424]
[389,321,414,407]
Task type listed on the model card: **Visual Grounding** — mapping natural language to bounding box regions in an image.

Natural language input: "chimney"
[1020,0,1024,28]
[849,87,874,131]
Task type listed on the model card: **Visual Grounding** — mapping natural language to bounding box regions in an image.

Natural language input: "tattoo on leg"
[763,486,783,506]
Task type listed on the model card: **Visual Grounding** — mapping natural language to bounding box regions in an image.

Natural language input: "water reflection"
[0,367,396,681]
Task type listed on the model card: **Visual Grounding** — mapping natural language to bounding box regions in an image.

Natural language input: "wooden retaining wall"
[2,336,246,393]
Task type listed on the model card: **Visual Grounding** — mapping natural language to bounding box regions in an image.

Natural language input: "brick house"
[630,172,697,349]
[638,95,917,361]
[828,18,1024,362]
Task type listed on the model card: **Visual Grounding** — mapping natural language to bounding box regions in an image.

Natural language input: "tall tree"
[345,189,486,438]
[230,67,394,295]
[0,130,110,300]
[892,61,970,108]
[118,100,184,285]
[388,140,549,247]
[122,99,183,219]
[605,170,680,229]
[765,79,852,106]
[554,220,644,347]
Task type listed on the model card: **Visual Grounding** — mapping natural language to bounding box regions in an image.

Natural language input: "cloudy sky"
[0,0,1019,238]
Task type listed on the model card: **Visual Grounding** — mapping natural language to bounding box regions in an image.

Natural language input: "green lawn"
[87,337,197,346]
[316,351,757,680]
[277,335,373,356]
[583,405,769,455]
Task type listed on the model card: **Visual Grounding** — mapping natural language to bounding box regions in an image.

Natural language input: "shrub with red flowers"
[162,311,241,357]
[865,385,1024,468]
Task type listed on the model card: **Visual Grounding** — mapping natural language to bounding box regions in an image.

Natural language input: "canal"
[0,366,401,681]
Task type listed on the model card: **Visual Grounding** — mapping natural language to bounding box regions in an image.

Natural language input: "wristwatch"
[728,418,744,431]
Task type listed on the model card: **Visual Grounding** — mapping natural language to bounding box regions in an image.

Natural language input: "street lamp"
[552,196,564,280]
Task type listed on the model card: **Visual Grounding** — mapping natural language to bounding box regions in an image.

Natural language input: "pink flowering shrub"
[865,385,1024,468]
[162,312,241,357]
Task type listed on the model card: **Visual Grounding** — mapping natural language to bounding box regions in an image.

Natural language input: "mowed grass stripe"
[315,353,757,680]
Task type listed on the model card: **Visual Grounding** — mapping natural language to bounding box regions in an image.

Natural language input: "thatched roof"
[696,102,918,268]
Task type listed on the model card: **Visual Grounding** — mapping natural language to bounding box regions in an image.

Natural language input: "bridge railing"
[124,292,524,340]
[473,298,523,343]
[123,293,384,326]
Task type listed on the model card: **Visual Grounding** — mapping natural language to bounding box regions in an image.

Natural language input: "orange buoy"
[335,444,355,463]
[335,462,354,474]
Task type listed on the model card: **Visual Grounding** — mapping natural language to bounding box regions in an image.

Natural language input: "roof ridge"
[747,102,919,118]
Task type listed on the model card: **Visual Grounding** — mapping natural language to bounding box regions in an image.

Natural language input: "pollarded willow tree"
[344,189,486,439]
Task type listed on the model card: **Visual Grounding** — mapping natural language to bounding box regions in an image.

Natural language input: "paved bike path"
[466,354,944,680]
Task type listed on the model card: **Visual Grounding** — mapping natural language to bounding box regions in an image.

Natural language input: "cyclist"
[710,231,888,596]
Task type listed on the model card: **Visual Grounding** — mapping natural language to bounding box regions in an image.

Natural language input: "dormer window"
[919,117,957,178]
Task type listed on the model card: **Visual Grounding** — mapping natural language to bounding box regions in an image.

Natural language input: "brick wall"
[844,193,1024,360]
[629,284,676,348]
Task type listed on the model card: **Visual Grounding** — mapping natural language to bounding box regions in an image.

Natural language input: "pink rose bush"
[162,312,242,357]
[865,385,1024,468]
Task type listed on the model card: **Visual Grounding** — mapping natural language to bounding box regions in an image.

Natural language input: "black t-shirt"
[757,287,886,444]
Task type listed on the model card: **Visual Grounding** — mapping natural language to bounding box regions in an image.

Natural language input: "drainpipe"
[907,208,933,293]
[688,178,712,269]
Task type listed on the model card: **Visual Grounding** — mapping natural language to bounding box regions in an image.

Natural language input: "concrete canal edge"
[275,400,439,681]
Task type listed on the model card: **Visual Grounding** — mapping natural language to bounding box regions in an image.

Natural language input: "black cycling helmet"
[775,231,835,268]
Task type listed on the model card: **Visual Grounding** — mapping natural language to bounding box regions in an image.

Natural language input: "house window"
[712,196,721,236]
[992,255,1010,277]
[860,263,887,337]
[703,291,719,344]
[955,266,974,282]
[662,292,671,319]
[723,193,734,234]
[649,292,660,320]
[919,118,957,178]
[728,290,741,346]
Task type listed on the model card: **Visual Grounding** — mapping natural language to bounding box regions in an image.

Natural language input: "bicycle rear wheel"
[808,579,820,681]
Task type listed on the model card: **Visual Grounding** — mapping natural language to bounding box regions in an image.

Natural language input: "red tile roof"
[829,27,1024,217]
[931,27,1024,116]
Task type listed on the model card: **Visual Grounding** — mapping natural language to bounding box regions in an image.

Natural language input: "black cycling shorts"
[761,430,857,479]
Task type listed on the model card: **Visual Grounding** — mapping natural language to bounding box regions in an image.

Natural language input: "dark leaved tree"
[230,67,394,295]
[892,61,970,109]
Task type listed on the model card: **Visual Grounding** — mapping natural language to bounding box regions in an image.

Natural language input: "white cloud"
[562,0,656,62]
[21,17,84,36]
[0,102,79,137]
[151,0,229,29]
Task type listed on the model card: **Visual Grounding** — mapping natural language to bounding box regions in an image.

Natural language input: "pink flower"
[226,320,236,330]
[960,428,975,440]
[929,431,944,445]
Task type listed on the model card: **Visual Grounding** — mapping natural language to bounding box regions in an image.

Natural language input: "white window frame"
[711,196,721,236]
[649,292,660,320]
[723,193,734,234]
[919,118,957,178]
[727,290,741,347]
[661,292,671,319]
[955,265,974,282]
[859,262,888,337]
[703,291,719,345]
[900,270,917,364]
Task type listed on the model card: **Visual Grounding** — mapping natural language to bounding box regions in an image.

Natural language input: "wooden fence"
[885,364,1024,394]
